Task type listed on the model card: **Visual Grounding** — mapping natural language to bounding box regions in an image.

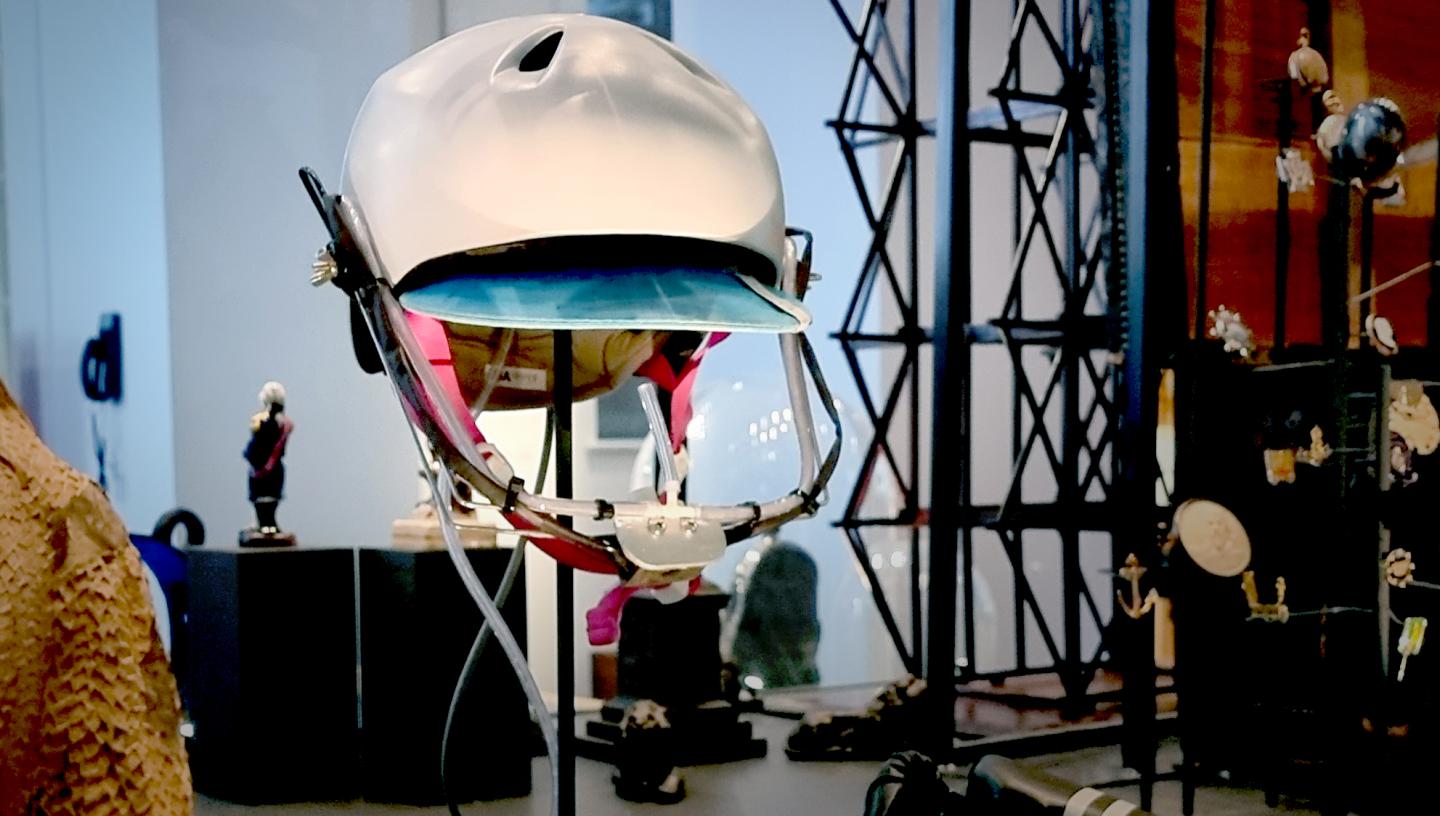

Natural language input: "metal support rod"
[1009,0,1027,677]
[1320,183,1352,351]
[1275,80,1293,350]
[905,0,924,662]
[1377,363,1393,679]
[1118,0,1180,805]
[1360,191,1377,328]
[1430,112,1440,342]
[554,329,576,816]
[928,0,970,758]
[1059,0,1084,703]
[1193,0,1218,339]
[898,0,921,670]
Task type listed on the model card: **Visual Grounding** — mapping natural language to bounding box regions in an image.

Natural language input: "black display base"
[358,547,533,805]
[578,697,767,766]
[187,546,357,804]
[237,528,297,547]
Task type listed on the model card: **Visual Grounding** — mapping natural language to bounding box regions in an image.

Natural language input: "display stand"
[554,329,577,816]
[1173,38,1440,805]
[187,546,358,804]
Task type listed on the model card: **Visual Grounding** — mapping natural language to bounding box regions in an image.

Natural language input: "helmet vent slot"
[659,41,720,85]
[518,31,563,72]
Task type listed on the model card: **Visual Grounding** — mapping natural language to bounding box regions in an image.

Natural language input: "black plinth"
[579,591,766,765]
[618,592,729,707]
[186,545,358,804]
[358,547,532,804]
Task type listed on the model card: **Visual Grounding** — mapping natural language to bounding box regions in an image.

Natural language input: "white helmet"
[339,13,808,335]
[302,20,840,811]
[302,13,837,584]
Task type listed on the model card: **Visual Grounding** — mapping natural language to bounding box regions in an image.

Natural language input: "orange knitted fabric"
[0,380,193,814]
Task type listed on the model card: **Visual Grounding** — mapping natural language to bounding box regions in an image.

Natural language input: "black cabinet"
[186,545,358,803]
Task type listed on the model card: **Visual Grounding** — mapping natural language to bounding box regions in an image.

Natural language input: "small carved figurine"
[612,700,685,805]
[1367,314,1400,356]
[1263,448,1298,485]
[1207,305,1255,358]
[1315,90,1347,161]
[1390,381,1439,456]
[1276,147,1315,193]
[1296,425,1333,466]
[1288,27,1329,93]
[242,381,296,545]
[1388,381,1439,487]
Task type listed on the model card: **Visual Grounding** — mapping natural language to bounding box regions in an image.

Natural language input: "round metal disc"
[1173,499,1252,577]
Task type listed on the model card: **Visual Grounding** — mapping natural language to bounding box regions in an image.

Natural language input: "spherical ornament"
[1287,28,1329,93]
[1333,98,1406,185]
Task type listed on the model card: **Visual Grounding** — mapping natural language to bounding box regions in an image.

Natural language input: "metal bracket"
[613,514,725,581]
[1242,570,1289,623]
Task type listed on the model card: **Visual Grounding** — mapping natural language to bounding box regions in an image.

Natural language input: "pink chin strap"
[586,577,703,646]
[406,312,722,642]
[407,312,617,574]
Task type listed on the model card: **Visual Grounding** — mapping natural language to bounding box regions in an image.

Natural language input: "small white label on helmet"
[495,366,547,391]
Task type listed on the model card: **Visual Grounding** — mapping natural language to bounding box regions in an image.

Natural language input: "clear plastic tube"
[637,381,681,502]
[427,449,561,816]
[361,290,560,815]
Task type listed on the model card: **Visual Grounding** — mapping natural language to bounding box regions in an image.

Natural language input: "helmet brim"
[398,266,808,333]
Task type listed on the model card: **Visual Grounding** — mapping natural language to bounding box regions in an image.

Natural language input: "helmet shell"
[341,14,786,285]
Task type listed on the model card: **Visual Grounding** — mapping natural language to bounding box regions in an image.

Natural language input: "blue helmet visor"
[398,265,808,333]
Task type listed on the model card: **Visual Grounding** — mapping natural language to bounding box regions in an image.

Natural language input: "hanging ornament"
[1334,98,1407,187]
[1366,314,1399,356]
[1288,27,1329,93]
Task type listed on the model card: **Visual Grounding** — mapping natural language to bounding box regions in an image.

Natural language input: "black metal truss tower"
[828,0,932,677]
[956,0,1120,703]
[835,0,1173,760]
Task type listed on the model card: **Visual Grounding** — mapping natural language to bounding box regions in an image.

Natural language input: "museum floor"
[195,717,1321,816]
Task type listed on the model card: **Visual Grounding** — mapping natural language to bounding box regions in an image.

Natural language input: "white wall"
[1,0,177,530]
[158,0,428,550]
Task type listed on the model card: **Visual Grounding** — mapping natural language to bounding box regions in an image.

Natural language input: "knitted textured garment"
[0,380,193,814]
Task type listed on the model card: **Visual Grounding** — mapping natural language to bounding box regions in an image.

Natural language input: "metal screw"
[310,247,338,287]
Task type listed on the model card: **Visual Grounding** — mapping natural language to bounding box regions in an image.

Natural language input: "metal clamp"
[1242,570,1289,623]
[1117,553,1159,619]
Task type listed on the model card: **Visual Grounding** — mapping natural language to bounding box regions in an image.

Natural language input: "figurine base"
[238,528,298,548]
[581,698,767,766]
